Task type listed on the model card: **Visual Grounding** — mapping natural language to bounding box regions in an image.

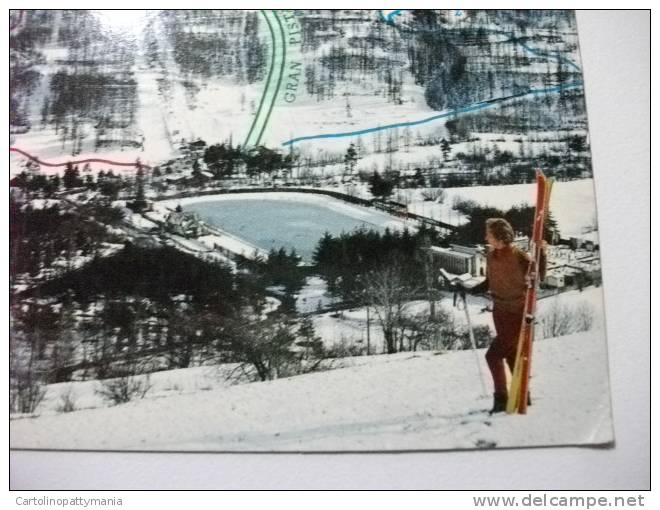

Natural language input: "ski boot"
[489,392,507,414]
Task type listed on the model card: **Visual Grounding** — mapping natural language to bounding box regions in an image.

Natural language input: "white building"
[428,244,487,277]
[544,271,566,289]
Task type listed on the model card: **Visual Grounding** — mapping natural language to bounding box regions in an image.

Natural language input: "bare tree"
[421,187,446,203]
[95,361,152,405]
[10,306,55,414]
[56,385,77,413]
[10,332,47,414]
[540,299,595,339]
[219,312,304,382]
[540,300,574,338]
[398,312,443,351]
[49,301,79,383]
[163,306,212,369]
[573,302,594,332]
[365,263,419,354]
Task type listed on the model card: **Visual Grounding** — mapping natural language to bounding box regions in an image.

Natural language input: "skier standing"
[483,218,546,413]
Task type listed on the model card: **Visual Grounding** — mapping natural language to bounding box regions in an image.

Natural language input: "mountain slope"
[10,329,613,451]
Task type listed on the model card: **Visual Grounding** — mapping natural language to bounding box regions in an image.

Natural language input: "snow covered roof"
[166,211,201,227]
[450,244,485,255]
[429,246,473,260]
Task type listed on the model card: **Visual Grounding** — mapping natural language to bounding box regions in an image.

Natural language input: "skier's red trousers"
[486,306,523,396]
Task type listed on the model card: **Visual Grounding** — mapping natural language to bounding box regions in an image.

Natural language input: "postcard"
[10,9,613,452]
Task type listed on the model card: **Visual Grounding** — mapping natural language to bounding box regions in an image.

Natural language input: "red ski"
[507,170,553,414]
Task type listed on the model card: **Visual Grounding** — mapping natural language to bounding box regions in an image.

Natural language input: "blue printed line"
[281,81,583,146]
[386,10,403,22]
[378,9,403,24]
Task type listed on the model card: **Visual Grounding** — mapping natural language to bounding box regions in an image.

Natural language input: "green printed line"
[244,10,277,147]
[254,10,287,147]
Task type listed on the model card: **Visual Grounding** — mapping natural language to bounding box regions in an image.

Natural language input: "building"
[569,231,599,251]
[544,271,566,289]
[427,244,487,277]
[164,210,205,238]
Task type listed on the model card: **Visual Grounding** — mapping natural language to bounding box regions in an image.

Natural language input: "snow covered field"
[10,328,613,451]
[10,283,610,451]
[312,286,606,352]
[407,179,599,239]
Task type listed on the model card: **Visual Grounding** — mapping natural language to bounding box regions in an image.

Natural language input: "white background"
[7,9,650,490]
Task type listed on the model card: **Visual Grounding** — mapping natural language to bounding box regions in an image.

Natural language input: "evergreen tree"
[544,210,560,244]
[131,164,147,212]
[63,162,82,189]
[368,171,395,201]
[49,174,61,192]
[441,138,451,161]
[343,143,358,180]
[84,174,95,190]
[296,316,324,361]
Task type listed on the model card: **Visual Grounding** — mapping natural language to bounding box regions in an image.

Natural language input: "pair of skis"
[507,170,554,414]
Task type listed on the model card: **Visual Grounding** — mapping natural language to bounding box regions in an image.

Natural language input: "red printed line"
[10,147,150,170]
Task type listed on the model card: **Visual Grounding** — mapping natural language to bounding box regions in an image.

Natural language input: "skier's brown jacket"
[486,244,546,313]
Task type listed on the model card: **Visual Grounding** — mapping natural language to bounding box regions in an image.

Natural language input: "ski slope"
[10,329,613,452]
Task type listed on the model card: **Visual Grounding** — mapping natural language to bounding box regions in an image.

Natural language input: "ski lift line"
[243,10,278,148]
[9,147,150,170]
[281,80,583,146]
[254,10,287,147]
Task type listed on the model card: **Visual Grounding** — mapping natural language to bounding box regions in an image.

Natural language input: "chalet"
[164,210,205,238]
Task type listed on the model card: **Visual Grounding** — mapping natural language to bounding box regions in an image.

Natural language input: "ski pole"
[457,287,489,397]
[439,269,489,397]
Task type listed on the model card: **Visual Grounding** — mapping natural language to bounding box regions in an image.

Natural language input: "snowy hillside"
[10,328,613,452]
[11,9,591,184]
[312,286,605,353]
[10,9,610,455]
[405,178,598,239]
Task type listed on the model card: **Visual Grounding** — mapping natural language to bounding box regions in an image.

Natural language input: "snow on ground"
[406,178,599,238]
[313,286,606,353]
[128,214,158,230]
[198,233,268,260]
[10,328,613,451]
[24,198,61,209]
[295,276,340,314]
[169,235,211,253]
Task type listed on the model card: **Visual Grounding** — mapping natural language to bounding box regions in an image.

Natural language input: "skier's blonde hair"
[486,218,515,244]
